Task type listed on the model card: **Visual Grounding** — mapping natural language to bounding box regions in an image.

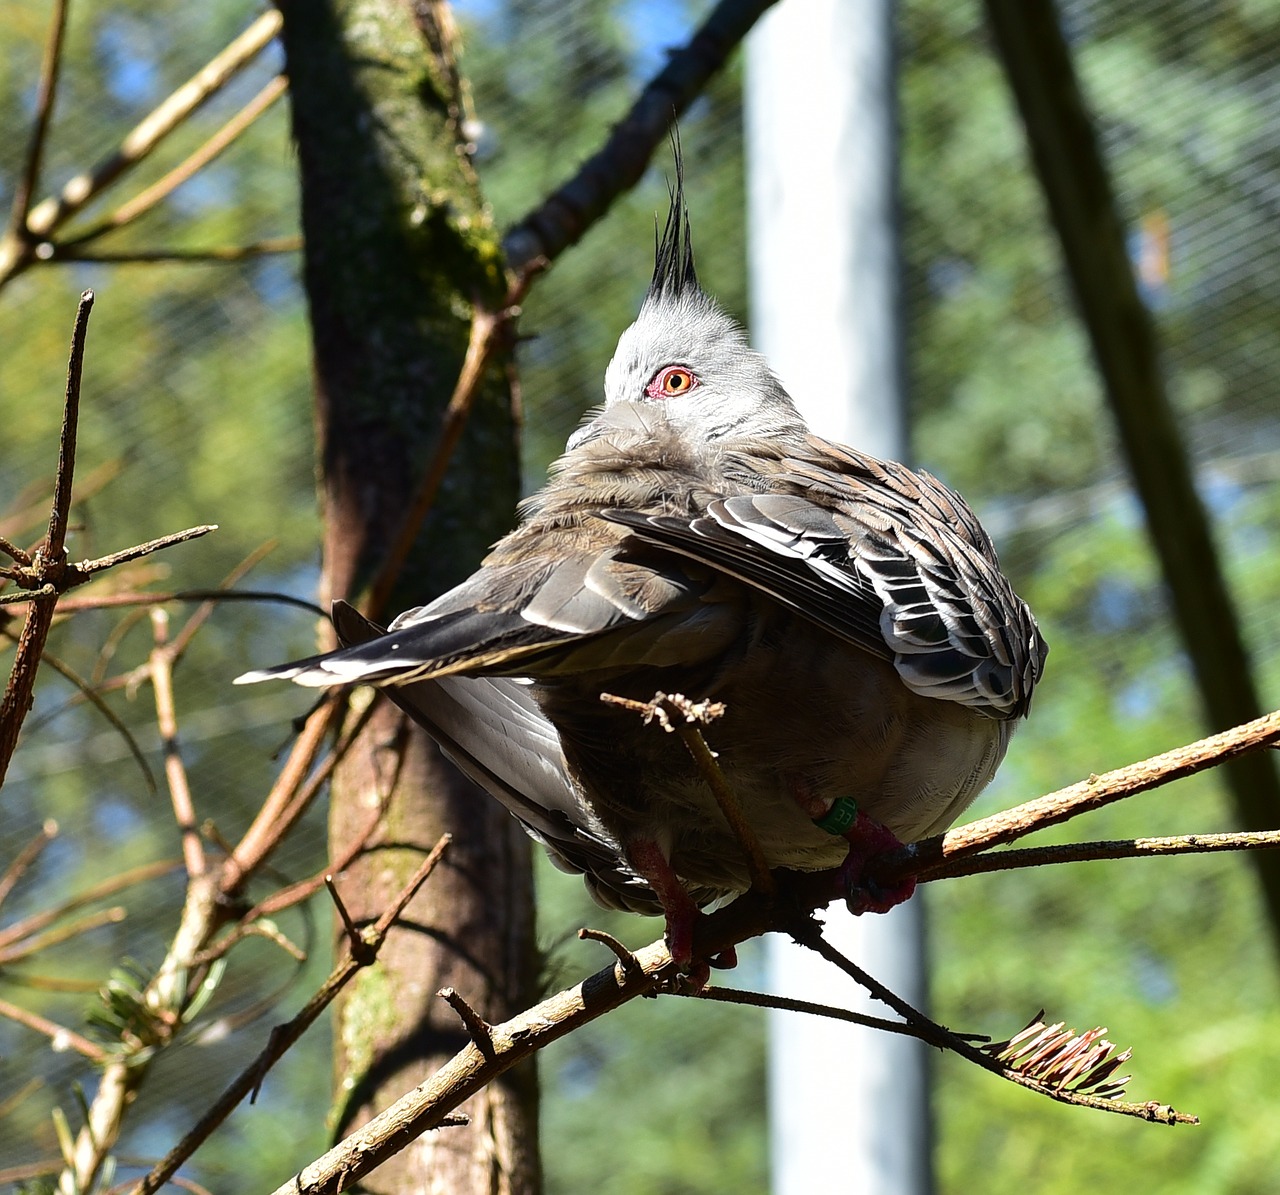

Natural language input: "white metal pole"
[746,2,932,1191]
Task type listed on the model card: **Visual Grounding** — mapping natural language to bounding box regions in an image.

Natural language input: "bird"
[237,152,1047,966]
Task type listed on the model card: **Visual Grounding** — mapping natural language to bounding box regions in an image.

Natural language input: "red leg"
[627,837,704,969]
[837,810,916,914]
[787,780,916,915]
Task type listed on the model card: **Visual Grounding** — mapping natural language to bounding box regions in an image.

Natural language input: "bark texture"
[278,1,540,1190]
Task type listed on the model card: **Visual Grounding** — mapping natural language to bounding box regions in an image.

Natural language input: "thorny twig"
[0,291,94,785]
[0,292,216,787]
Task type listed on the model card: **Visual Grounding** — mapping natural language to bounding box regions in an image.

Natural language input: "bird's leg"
[832,806,916,914]
[625,837,735,980]
[788,780,916,915]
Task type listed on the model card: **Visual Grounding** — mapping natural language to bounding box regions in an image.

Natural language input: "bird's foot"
[820,800,916,915]
[627,837,729,979]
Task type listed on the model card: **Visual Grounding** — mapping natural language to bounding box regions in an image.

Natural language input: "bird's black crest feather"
[647,129,699,304]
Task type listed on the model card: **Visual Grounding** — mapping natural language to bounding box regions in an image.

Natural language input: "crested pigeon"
[237,159,1047,963]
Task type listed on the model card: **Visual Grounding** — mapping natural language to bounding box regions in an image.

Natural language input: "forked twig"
[133,836,451,1195]
[0,10,283,286]
[0,291,95,785]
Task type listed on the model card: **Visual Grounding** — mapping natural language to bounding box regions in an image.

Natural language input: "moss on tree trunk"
[278,1,540,1190]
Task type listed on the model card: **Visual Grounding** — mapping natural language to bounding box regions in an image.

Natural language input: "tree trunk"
[278,1,540,1190]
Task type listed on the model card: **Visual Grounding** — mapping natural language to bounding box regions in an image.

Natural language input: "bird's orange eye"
[646,365,698,400]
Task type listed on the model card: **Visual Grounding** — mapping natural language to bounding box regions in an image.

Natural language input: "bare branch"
[0,996,108,1063]
[869,707,1280,888]
[70,524,218,579]
[149,609,205,877]
[132,836,451,1195]
[6,0,71,237]
[0,10,283,285]
[60,76,289,247]
[681,983,938,1040]
[0,819,58,909]
[603,691,774,896]
[0,291,94,785]
[43,237,302,265]
[930,829,1280,881]
[364,264,543,621]
[503,0,782,271]
[789,919,1197,1125]
[0,859,179,957]
[29,647,157,794]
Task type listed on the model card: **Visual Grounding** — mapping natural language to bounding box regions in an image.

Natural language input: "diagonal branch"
[133,836,451,1195]
[58,76,289,250]
[788,917,1197,1125]
[0,9,283,286]
[873,707,1280,888]
[6,0,71,239]
[503,0,782,271]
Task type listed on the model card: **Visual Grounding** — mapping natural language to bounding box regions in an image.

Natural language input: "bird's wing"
[235,521,742,690]
[332,602,663,913]
[603,436,1046,718]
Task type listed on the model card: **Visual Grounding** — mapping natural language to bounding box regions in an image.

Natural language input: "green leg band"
[813,796,858,836]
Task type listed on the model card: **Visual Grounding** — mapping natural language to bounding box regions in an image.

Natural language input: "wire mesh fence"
[1,0,1278,1189]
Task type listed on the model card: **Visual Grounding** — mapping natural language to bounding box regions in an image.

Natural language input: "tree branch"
[131,838,451,1195]
[503,0,782,271]
[0,10,283,286]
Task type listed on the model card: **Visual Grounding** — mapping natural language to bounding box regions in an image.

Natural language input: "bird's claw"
[837,811,917,915]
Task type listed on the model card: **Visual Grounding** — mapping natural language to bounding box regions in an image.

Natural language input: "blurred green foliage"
[1,0,1279,1191]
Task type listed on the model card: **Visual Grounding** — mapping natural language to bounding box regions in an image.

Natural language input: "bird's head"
[601,158,806,446]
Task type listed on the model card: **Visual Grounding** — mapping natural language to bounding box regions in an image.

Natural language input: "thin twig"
[0,905,126,967]
[6,0,70,238]
[577,927,644,982]
[867,707,1280,889]
[602,690,775,896]
[149,609,205,877]
[0,531,33,564]
[132,836,451,1195]
[192,799,389,967]
[0,819,58,909]
[30,648,156,793]
[0,996,108,1063]
[325,876,362,957]
[0,10,283,286]
[364,266,542,621]
[0,859,179,956]
[221,693,360,894]
[681,983,939,1041]
[439,988,496,1060]
[929,829,1280,881]
[44,237,302,265]
[47,291,93,562]
[789,917,1197,1125]
[60,76,289,247]
[70,525,218,579]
